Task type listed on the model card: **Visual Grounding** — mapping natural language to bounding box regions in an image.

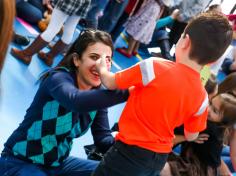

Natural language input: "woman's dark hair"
[58,29,113,71]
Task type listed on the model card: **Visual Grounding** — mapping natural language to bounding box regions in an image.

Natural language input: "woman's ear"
[72,53,80,67]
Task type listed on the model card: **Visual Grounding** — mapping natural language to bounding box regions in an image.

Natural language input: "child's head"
[208,93,236,126]
[176,12,232,66]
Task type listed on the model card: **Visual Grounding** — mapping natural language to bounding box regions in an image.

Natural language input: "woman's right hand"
[194,133,209,144]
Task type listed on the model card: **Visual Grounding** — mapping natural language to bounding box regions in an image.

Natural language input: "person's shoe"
[13,33,30,46]
[11,35,48,65]
[38,40,68,66]
[11,48,32,65]
[132,51,138,56]
[116,47,132,58]
[151,52,163,58]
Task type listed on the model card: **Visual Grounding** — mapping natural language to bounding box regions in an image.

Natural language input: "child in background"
[116,0,166,58]
[93,12,233,176]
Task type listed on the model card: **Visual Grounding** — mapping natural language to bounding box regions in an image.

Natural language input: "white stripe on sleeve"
[195,95,209,116]
[140,59,155,86]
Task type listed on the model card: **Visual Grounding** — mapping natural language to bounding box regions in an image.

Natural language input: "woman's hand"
[194,133,209,144]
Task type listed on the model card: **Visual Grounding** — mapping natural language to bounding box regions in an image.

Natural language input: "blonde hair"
[0,0,15,72]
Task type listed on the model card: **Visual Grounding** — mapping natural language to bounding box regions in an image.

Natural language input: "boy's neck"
[178,56,203,73]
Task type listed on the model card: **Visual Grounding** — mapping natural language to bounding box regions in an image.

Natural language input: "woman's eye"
[91,55,98,60]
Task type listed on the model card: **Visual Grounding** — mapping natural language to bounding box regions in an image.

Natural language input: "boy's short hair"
[184,12,233,65]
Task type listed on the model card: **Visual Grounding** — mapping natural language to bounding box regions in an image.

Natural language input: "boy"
[93,12,233,176]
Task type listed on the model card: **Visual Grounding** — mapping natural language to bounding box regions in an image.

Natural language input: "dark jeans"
[0,154,98,176]
[85,0,109,29]
[92,141,168,176]
[98,0,129,33]
[16,0,45,24]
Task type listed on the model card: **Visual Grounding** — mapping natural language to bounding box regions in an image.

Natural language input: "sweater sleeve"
[156,16,174,29]
[91,108,114,153]
[44,71,129,113]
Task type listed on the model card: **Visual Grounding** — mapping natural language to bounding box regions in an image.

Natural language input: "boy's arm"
[184,129,199,141]
[97,55,154,90]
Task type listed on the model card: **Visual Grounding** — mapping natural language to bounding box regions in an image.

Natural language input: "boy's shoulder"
[148,57,175,68]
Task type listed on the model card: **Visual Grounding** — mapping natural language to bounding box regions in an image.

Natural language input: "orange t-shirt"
[115,58,208,153]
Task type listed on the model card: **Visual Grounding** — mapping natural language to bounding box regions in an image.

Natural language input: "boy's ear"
[182,34,191,49]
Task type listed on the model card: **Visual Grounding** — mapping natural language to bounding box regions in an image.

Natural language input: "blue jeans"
[98,0,129,33]
[0,155,98,176]
[16,0,45,24]
[85,0,109,28]
[92,141,168,176]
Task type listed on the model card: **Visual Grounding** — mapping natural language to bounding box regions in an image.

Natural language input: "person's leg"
[126,37,137,55]
[169,21,187,47]
[133,41,140,55]
[0,156,47,176]
[38,14,80,66]
[16,1,43,24]
[98,0,129,33]
[159,39,173,61]
[41,8,69,42]
[85,0,98,28]
[110,12,129,41]
[93,141,168,176]
[28,0,45,12]
[11,8,68,65]
[54,156,99,176]
[116,36,136,58]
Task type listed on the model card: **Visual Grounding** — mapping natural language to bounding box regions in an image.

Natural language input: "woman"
[0,29,129,176]
[0,0,15,72]
[11,0,91,66]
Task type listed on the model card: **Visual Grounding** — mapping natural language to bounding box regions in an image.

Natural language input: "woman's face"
[208,95,222,123]
[74,42,112,89]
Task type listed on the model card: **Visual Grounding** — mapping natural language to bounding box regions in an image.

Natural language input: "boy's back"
[115,58,208,153]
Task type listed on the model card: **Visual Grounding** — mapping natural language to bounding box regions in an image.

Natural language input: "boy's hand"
[96,54,108,75]
[96,54,117,90]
